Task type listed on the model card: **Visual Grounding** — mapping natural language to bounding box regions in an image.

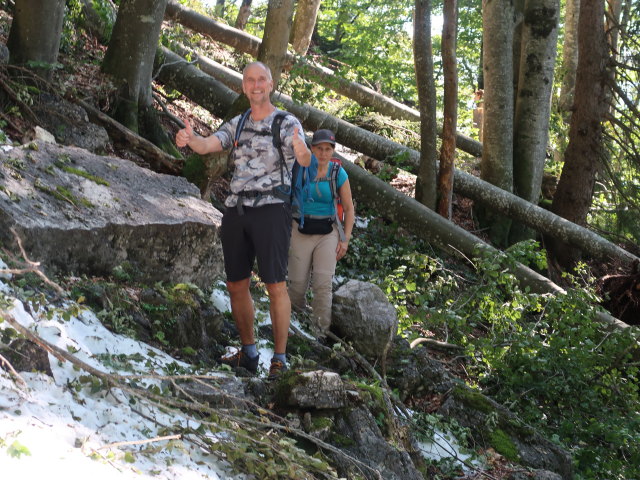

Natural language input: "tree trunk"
[163,0,482,157]
[290,0,321,55]
[215,0,225,17]
[234,0,253,30]
[155,48,236,117]
[155,46,640,273]
[557,0,579,114]
[7,0,65,80]
[549,0,609,269]
[510,0,559,242]
[77,0,117,44]
[604,0,623,118]
[102,0,177,155]
[258,0,295,89]
[413,0,438,210]
[437,0,458,220]
[479,0,515,246]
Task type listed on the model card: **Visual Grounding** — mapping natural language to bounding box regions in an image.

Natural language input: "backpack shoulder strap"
[328,161,346,242]
[233,108,252,149]
[271,112,292,185]
[271,112,290,149]
[329,161,340,200]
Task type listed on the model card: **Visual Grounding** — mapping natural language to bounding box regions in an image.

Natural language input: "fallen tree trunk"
[156,47,640,273]
[163,0,482,157]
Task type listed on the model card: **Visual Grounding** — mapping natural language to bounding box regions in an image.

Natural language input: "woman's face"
[311,142,335,164]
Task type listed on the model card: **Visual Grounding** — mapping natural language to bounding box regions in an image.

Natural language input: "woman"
[288,129,355,339]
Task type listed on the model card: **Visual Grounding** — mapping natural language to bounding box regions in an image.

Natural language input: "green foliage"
[6,440,31,459]
[465,262,640,479]
[315,0,416,103]
[337,219,458,332]
[345,215,640,478]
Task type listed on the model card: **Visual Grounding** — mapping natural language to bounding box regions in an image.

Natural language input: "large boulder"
[331,279,397,362]
[0,141,223,287]
[439,385,573,479]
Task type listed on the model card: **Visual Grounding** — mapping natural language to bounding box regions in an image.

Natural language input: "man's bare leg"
[265,281,291,354]
[227,278,255,345]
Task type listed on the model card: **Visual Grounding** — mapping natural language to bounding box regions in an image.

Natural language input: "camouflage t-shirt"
[214,109,305,208]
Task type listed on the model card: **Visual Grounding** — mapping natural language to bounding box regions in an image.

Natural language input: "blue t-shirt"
[303,163,348,217]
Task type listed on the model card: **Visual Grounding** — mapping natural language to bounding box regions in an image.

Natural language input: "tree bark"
[480,0,515,246]
[290,0,322,55]
[557,0,579,114]
[163,0,482,158]
[7,0,65,80]
[154,46,640,273]
[102,0,177,155]
[437,0,458,220]
[258,0,295,89]
[413,0,438,210]
[549,0,609,269]
[234,0,253,30]
[215,0,225,17]
[510,0,559,242]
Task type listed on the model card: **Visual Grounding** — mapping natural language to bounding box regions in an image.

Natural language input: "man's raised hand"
[176,118,194,148]
[292,127,309,160]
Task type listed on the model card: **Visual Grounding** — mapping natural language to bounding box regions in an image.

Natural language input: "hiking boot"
[219,350,259,374]
[268,360,288,380]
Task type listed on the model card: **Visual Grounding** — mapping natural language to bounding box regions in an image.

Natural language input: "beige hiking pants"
[287,222,339,335]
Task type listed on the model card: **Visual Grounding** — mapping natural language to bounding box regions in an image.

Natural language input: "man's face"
[242,64,273,105]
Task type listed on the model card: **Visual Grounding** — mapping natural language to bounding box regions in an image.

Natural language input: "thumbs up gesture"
[292,127,309,160]
[176,118,194,148]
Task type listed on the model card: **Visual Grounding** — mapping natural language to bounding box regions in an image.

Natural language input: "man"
[176,61,311,378]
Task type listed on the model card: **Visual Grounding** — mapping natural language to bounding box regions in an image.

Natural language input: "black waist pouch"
[296,217,334,235]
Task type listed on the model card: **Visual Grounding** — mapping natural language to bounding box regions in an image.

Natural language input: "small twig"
[0,228,65,295]
[97,434,182,450]
[152,57,197,82]
[152,91,185,129]
[409,336,464,352]
[0,71,39,124]
[0,352,27,386]
[0,110,24,136]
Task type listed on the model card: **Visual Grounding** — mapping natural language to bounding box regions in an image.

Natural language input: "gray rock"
[439,386,573,479]
[331,406,424,480]
[331,279,397,361]
[282,371,347,409]
[31,94,110,153]
[2,338,52,376]
[0,141,223,287]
